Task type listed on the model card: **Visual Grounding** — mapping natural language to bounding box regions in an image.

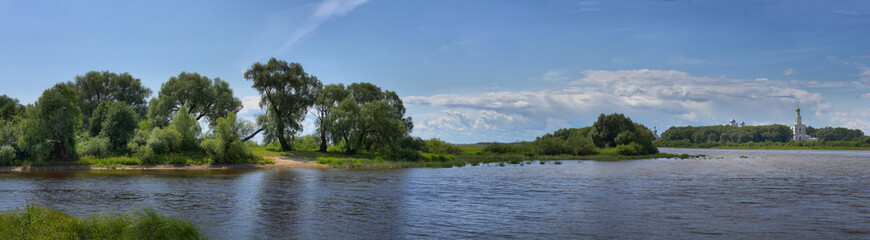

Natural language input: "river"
[0,148,868,239]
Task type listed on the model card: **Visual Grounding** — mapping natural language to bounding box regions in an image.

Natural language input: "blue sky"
[1,0,869,143]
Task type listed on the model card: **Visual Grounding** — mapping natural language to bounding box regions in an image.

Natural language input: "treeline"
[661,125,794,143]
[806,127,865,141]
[0,58,418,165]
[656,124,869,149]
[482,113,659,156]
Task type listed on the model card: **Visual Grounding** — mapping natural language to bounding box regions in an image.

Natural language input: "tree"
[590,113,637,148]
[20,83,82,161]
[98,102,138,152]
[327,83,413,155]
[244,58,321,151]
[148,72,242,127]
[313,83,347,152]
[0,95,25,121]
[171,105,201,151]
[75,71,151,126]
[201,112,256,163]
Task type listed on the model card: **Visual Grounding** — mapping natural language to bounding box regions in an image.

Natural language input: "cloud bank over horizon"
[406,69,869,143]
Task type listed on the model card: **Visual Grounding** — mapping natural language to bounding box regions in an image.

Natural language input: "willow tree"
[148,72,242,127]
[313,83,347,152]
[327,83,413,155]
[74,71,151,126]
[244,58,321,151]
[18,83,82,161]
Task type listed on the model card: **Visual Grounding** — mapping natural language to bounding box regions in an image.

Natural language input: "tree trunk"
[344,136,353,155]
[319,129,328,152]
[277,125,292,151]
[241,128,264,142]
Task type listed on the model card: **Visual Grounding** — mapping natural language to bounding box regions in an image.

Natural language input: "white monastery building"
[790,107,817,142]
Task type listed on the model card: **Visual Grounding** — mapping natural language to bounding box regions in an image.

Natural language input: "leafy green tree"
[99,102,138,152]
[328,83,413,155]
[21,83,82,161]
[171,105,201,150]
[148,72,242,127]
[75,71,151,126]
[0,95,25,121]
[422,138,462,154]
[201,112,256,163]
[589,113,657,154]
[313,83,347,152]
[244,58,321,151]
[590,113,636,148]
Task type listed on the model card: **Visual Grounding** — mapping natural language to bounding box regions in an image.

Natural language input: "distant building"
[725,117,744,127]
[790,107,817,141]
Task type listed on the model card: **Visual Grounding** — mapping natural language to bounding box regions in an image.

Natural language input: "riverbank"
[0,156,327,172]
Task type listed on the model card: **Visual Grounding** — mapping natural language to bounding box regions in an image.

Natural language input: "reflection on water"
[0,149,868,239]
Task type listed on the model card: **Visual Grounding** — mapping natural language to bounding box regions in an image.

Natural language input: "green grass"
[456,144,486,155]
[75,156,141,167]
[0,204,205,240]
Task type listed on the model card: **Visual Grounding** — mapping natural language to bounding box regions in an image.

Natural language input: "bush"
[616,143,644,156]
[133,145,157,164]
[171,105,201,151]
[99,102,138,152]
[566,134,597,156]
[388,148,422,161]
[77,136,111,157]
[422,138,462,154]
[291,134,319,151]
[483,142,513,154]
[147,127,181,154]
[201,113,257,164]
[0,145,15,165]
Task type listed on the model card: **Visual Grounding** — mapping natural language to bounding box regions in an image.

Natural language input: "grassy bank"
[0,204,205,239]
[255,146,690,169]
[3,150,274,169]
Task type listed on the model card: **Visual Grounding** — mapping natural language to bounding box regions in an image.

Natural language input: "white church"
[790,107,817,142]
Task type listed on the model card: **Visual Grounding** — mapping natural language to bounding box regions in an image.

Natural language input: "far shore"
[0,156,330,172]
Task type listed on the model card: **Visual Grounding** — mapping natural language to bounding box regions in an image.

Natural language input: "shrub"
[388,148,422,161]
[99,102,138,152]
[133,145,157,164]
[483,142,513,154]
[171,105,201,151]
[566,134,597,155]
[78,136,111,157]
[422,138,462,154]
[0,145,15,165]
[291,134,319,151]
[616,142,644,156]
[201,113,256,164]
[147,127,181,154]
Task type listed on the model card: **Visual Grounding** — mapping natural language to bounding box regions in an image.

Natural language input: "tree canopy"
[75,71,151,126]
[0,95,25,121]
[326,83,413,155]
[661,124,793,143]
[19,83,82,161]
[148,72,241,127]
[244,58,321,151]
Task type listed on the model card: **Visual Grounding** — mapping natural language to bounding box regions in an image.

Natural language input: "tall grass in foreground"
[0,204,205,240]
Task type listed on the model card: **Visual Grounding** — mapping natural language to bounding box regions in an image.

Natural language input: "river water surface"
[0,148,868,239]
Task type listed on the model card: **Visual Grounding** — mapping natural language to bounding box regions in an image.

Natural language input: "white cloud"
[861,93,870,99]
[829,109,870,133]
[407,69,853,142]
[275,0,368,54]
[783,68,794,76]
[241,0,368,68]
[238,95,262,114]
